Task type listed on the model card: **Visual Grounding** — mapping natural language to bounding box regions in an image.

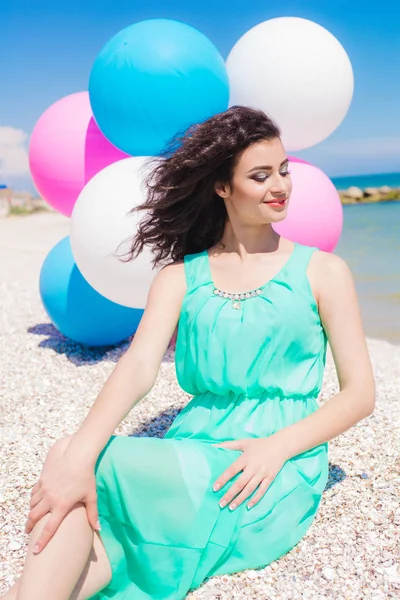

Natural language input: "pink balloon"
[29,92,129,217]
[272,161,343,252]
[288,155,310,165]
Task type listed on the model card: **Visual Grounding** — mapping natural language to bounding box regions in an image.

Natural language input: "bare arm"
[274,250,376,460]
[66,259,187,465]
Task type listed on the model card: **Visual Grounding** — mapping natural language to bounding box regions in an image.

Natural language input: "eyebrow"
[247,158,289,173]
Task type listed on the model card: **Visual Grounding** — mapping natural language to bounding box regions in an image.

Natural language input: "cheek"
[238,181,265,200]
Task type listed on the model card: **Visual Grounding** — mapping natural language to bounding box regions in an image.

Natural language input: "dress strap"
[292,242,318,266]
[286,243,319,290]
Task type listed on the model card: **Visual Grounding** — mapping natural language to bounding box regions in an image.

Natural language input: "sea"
[330,171,400,190]
[327,172,400,344]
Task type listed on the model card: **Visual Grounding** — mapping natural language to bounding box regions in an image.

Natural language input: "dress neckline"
[203,242,299,296]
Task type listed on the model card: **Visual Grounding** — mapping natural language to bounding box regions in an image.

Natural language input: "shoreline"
[1,183,400,218]
[338,185,400,205]
[1,211,398,347]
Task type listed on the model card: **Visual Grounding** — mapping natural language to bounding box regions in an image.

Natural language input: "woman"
[3,106,375,600]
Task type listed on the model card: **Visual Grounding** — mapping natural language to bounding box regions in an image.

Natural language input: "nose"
[268,173,288,194]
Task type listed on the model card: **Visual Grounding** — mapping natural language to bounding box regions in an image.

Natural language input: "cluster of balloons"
[29,16,351,346]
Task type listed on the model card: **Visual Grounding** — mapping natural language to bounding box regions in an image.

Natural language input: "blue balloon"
[39,237,143,347]
[89,19,229,156]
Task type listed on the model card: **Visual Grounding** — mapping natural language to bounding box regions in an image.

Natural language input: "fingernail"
[33,544,39,554]
[219,500,227,508]
[213,484,220,492]
[96,521,101,531]
[229,502,237,511]
[247,503,253,510]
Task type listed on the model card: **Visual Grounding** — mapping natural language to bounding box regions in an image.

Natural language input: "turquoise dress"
[90,242,329,599]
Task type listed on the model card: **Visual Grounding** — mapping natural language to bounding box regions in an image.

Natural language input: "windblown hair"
[117,105,281,269]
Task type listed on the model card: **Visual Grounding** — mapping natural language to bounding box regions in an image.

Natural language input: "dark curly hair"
[117,105,281,269]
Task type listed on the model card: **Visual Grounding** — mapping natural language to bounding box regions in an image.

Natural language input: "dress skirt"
[89,390,329,599]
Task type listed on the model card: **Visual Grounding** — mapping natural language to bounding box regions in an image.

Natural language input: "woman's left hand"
[211,436,289,511]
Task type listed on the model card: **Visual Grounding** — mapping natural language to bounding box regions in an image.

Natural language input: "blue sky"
[2,0,400,192]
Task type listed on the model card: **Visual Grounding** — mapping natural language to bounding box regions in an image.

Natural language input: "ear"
[214,180,231,199]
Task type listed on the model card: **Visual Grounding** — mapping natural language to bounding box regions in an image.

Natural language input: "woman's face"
[215,137,292,223]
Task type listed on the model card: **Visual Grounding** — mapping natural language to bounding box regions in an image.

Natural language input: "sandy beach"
[0,212,399,598]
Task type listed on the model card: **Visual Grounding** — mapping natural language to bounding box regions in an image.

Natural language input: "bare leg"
[69,530,113,600]
[1,504,112,600]
[2,531,111,600]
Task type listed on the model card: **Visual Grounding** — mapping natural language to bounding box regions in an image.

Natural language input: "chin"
[268,210,288,222]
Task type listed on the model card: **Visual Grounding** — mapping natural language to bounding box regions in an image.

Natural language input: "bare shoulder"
[123,258,188,383]
[155,258,185,279]
[312,249,352,277]
[307,249,353,307]
[148,258,186,297]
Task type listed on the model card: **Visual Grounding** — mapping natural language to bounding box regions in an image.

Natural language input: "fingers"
[31,482,40,495]
[85,495,100,531]
[217,472,273,511]
[212,456,245,492]
[217,470,257,509]
[30,490,42,510]
[247,478,271,508]
[32,510,66,554]
[224,474,264,510]
[25,499,51,534]
[29,481,42,509]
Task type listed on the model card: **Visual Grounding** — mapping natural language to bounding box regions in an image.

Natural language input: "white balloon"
[226,17,354,150]
[70,156,160,309]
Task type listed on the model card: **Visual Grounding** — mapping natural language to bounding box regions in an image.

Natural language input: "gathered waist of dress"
[193,388,320,403]
[165,387,322,442]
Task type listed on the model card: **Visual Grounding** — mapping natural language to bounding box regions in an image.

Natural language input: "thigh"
[70,531,112,600]
[94,435,242,548]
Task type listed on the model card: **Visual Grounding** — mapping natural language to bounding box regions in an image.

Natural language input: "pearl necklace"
[213,287,263,310]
